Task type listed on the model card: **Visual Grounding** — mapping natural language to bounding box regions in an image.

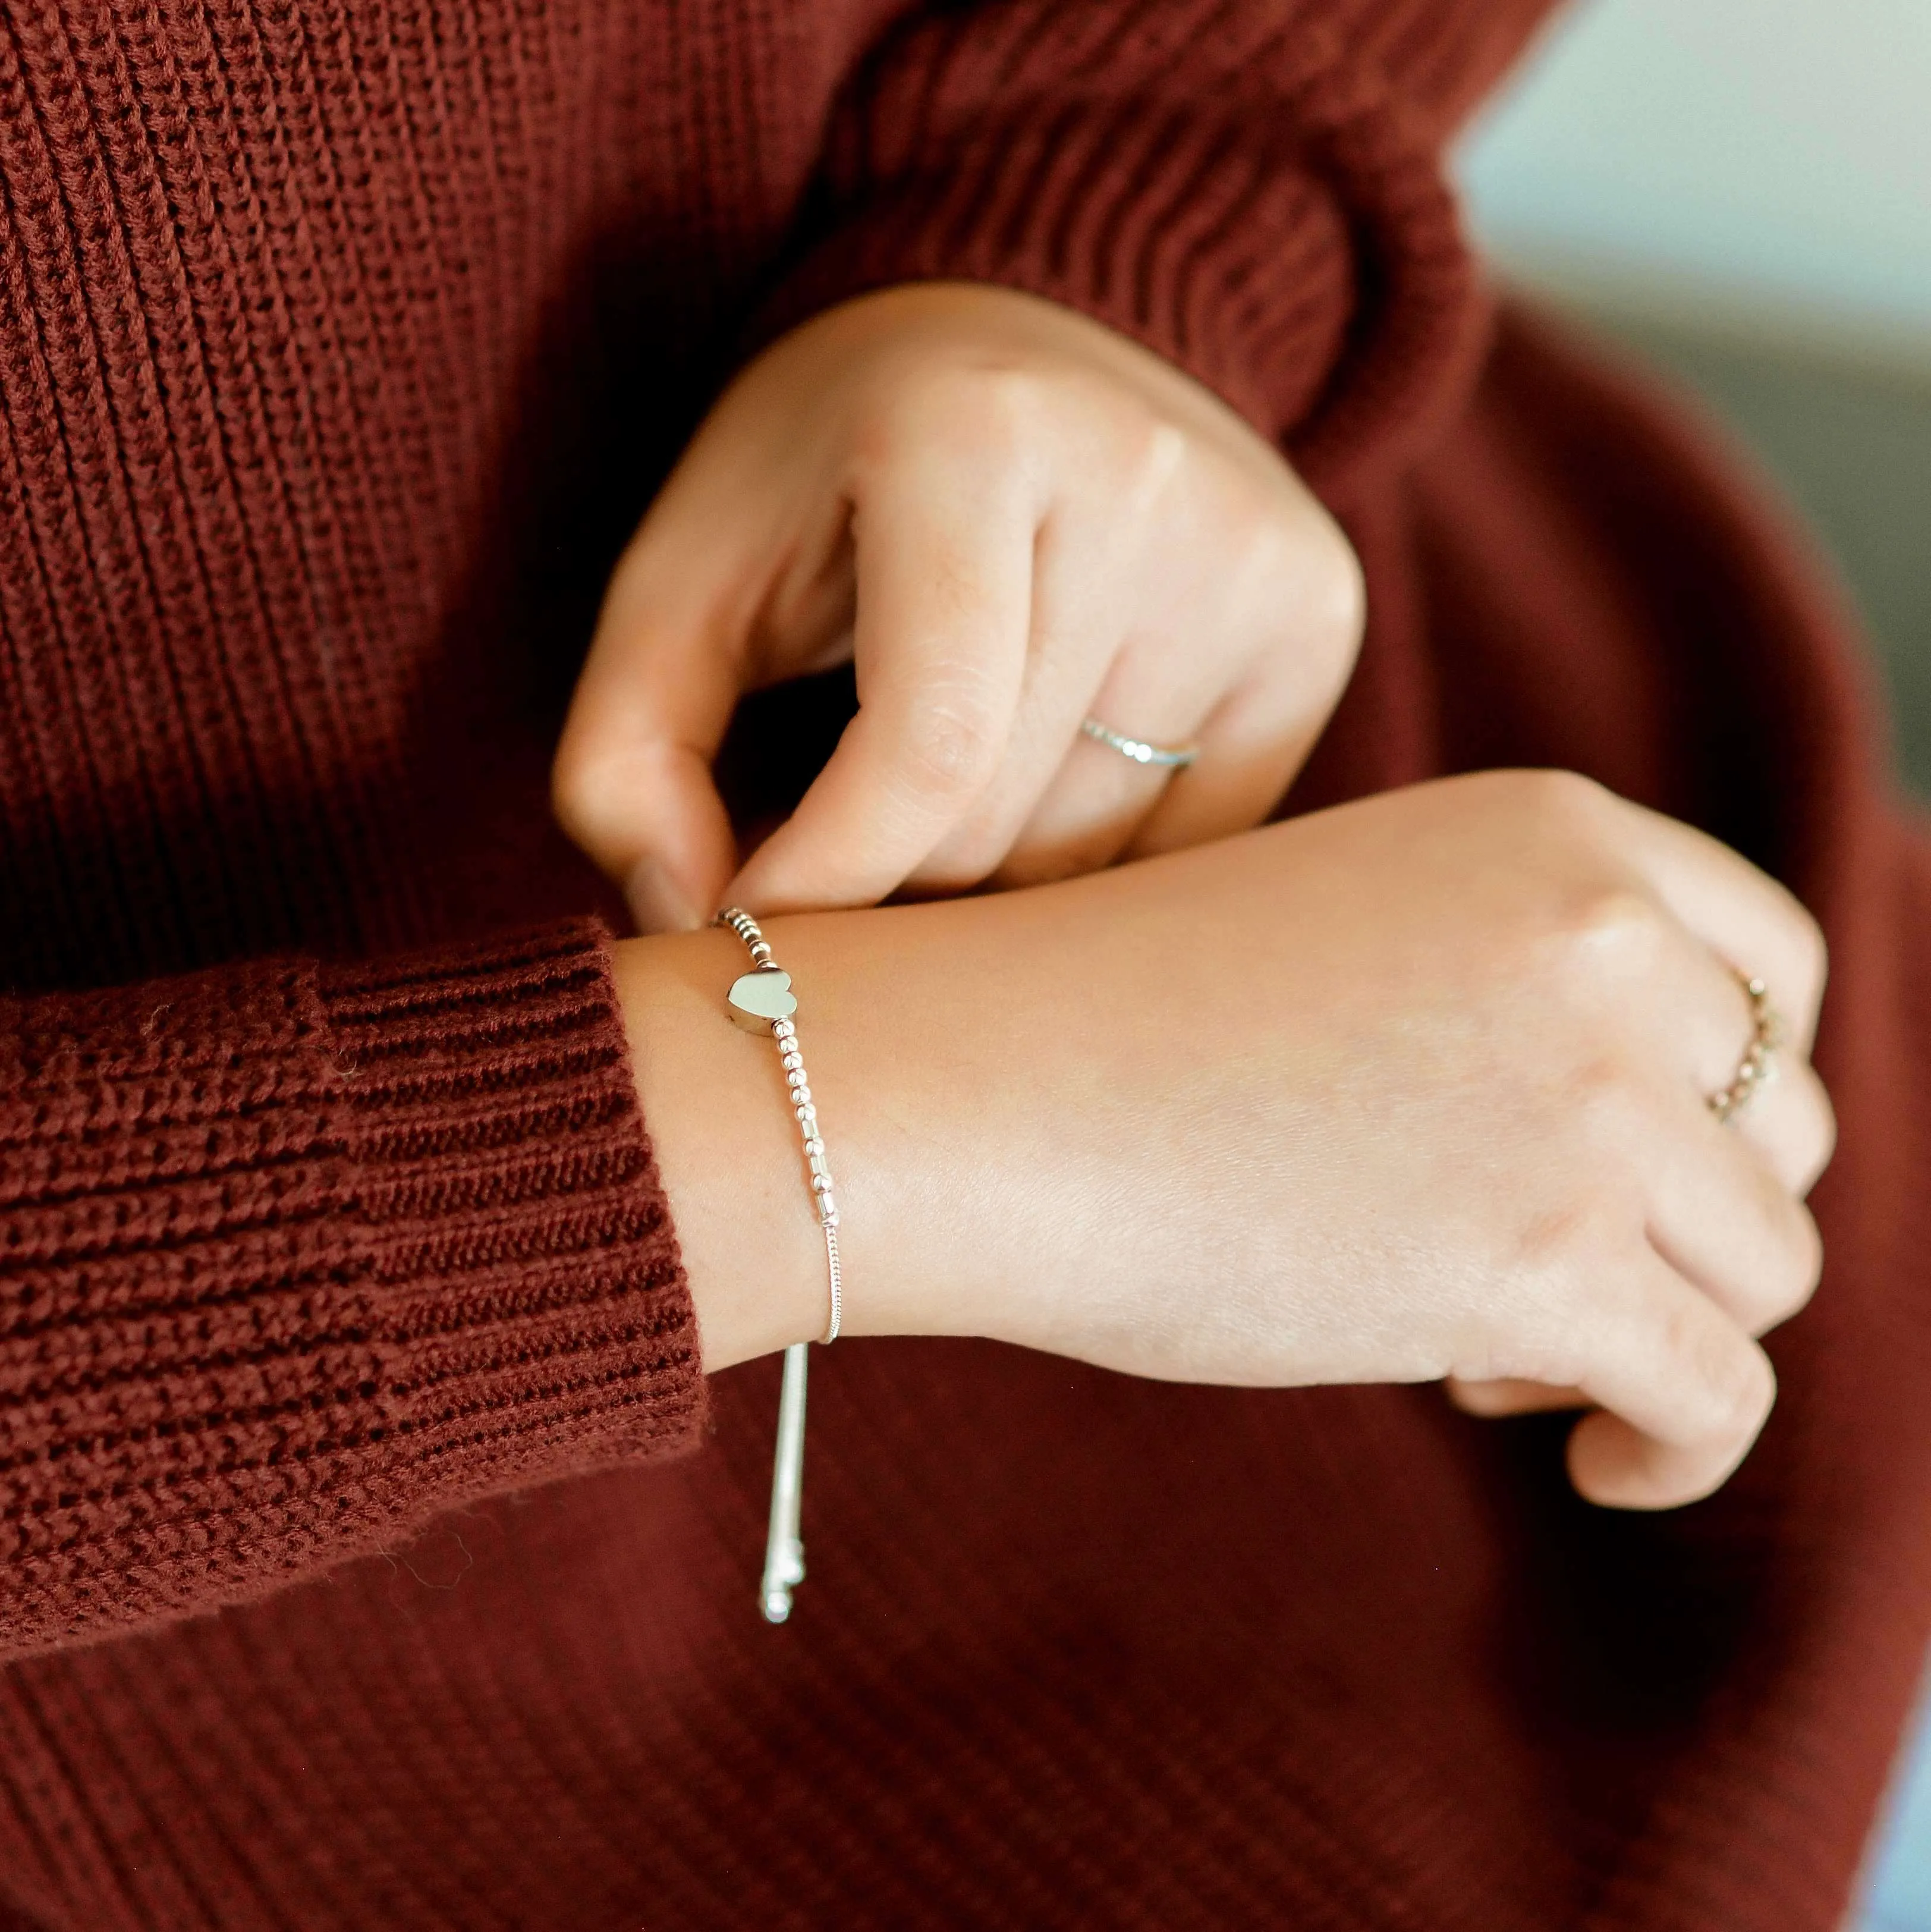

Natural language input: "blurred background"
[1457,0,1931,801]
[1457,7,1931,1925]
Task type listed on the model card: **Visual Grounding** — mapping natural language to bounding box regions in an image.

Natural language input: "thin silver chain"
[716,907,841,1622]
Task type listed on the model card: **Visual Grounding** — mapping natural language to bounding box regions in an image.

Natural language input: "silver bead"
[811,1174,834,1193]
[803,1137,824,1158]
[795,1104,816,1126]
[791,1084,811,1105]
[773,1020,795,1041]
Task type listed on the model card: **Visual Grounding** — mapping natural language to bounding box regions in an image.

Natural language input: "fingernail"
[625,856,702,934]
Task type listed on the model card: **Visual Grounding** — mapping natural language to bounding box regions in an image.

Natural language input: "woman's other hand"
[622,771,1833,1510]
[555,282,1363,928]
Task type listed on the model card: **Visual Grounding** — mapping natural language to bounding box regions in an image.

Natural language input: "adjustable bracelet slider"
[716,907,841,1623]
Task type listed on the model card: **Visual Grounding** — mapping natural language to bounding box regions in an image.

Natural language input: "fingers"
[1408,778,1831,1498]
[977,492,1358,890]
[1452,887,1832,1435]
[1446,1376,1587,1416]
[1446,1070,1824,1428]
[1562,1244,1779,1509]
[552,467,773,931]
[1737,1054,1836,1204]
[1593,787,1829,1056]
[1643,1111,1823,1337]
[1626,922,1833,1318]
[914,630,1298,896]
[905,510,1141,893]
[725,448,1039,913]
[1127,537,1361,863]
[1123,659,1336,865]
[982,662,1211,890]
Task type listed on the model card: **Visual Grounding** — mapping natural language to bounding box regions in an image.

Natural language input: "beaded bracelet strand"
[716,906,841,1623]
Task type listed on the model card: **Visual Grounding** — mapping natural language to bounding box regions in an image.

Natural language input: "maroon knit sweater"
[5,1,1930,1925]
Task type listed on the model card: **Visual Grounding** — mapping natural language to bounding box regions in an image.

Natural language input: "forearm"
[614,885,1117,1373]
[612,904,1004,1372]
[614,777,1833,1514]
[614,868,1234,1378]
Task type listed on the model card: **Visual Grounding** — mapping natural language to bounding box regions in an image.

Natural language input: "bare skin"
[555,282,1363,925]
[617,770,1833,1513]
[561,285,1835,1515]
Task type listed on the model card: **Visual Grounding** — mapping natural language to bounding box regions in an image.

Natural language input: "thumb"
[553,509,751,932]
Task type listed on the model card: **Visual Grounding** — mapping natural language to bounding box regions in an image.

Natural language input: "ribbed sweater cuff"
[756,7,1487,499]
[0,921,701,1655]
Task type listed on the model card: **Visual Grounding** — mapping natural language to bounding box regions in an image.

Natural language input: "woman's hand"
[619,771,1832,1510]
[556,282,1363,926]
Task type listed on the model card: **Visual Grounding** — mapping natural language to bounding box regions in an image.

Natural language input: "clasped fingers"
[1436,772,1833,1505]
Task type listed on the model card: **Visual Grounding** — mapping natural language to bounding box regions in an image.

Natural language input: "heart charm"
[727,968,797,1032]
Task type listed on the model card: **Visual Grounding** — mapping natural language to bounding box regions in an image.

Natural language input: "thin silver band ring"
[1080,717,1201,770]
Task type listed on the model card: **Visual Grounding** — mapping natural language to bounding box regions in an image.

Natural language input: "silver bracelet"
[716,906,841,1623]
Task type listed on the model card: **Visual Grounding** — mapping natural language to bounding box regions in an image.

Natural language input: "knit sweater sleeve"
[760,0,1556,498]
[0,921,701,1661]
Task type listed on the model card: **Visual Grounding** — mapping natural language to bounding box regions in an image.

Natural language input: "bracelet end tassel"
[760,1342,811,1623]
[718,908,839,1623]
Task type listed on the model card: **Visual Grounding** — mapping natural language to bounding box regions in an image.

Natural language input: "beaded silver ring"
[1708,970,1785,1124]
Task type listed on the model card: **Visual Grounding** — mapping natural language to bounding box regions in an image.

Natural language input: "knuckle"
[894,362,1040,457]
[1798,1071,1838,1189]
[549,734,616,847]
[1508,765,1617,830]
[1545,882,1671,982]
[853,363,1051,504]
[1303,524,1367,658]
[1216,494,1294,585]
[1772,1205,1826,1322]
[1117,414,1189,510]
[1471,769,1622,874]
[1788,900,1829,1017]
[1211,501,1366,679]
[1229,486,1367,648]
[1678,1310,1774,1442]
[968,364,1043,443]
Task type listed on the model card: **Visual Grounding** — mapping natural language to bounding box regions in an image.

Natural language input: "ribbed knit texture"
[0,923,699,1658]
[753,0,1501,498]
[2,0,1929,1927]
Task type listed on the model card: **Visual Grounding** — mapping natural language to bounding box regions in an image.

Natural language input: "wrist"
[611,901,1023,1370]
[611,931,830,1370]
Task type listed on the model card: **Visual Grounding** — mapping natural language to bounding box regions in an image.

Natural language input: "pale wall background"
[1451,0,1931,804]
[1460,0,1931,347]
